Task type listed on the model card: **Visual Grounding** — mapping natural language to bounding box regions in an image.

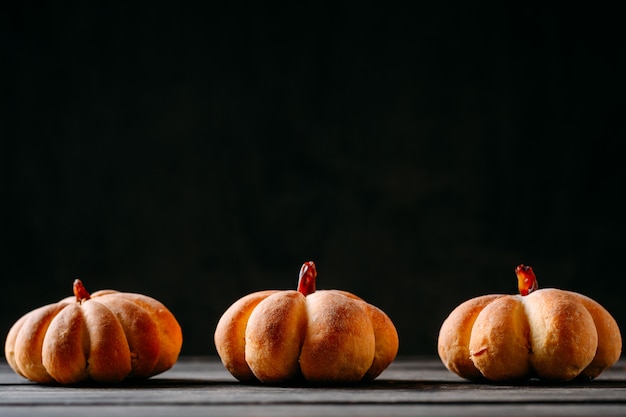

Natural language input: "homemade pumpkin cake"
[438,264,622,382]
[214,261,399,384]
[4,279,183,384]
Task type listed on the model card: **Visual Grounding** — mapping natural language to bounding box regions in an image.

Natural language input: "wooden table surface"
[1,357,625,416]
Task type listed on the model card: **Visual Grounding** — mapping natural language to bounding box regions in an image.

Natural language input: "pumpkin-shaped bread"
[214,261,399,384]
[438,265,622,382]
[5,280,183,384]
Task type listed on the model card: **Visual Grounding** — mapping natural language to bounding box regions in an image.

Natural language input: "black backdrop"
[2,3,624,357]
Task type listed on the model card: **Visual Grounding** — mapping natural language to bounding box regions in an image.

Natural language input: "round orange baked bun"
[5,279,183,384]
[438,265,621,382]
[214,261,399,384]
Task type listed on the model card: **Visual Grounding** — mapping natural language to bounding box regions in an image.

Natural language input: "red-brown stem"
[515,264,538,296]
[73,279,91,303]
[297,261,317,296]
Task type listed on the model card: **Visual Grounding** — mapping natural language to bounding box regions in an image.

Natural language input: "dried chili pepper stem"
[297,261,317,296]
[73,279,91,303]
[515,264,538,296]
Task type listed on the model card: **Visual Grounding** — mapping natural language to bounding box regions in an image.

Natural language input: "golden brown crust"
[5,289,182,384]
[299,291,375,383]
[109,293,183,376]
[438,288,620,382]
[79,300,133,383]
[245,291,307,383]
[6,302,70,383]
[437,294,505,379]
[523,289,598,381]
[4,312,29,378]
[566,292,622,380]
[469,296,531,381]
[361,302,399,381]
[214,288,398,384]
[329,290,364,301]
[95,296,160,378]
[42,303,90,384]
[317,290,398,381]
[213,290,278,382]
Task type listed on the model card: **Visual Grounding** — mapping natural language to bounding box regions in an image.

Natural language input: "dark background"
[1,3,624,357]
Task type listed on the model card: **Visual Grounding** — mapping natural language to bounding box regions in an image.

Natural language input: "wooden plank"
[1,404,626,417]
[1,357,625,417]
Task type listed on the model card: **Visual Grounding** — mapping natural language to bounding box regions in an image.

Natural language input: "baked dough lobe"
[214,290,279,382]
